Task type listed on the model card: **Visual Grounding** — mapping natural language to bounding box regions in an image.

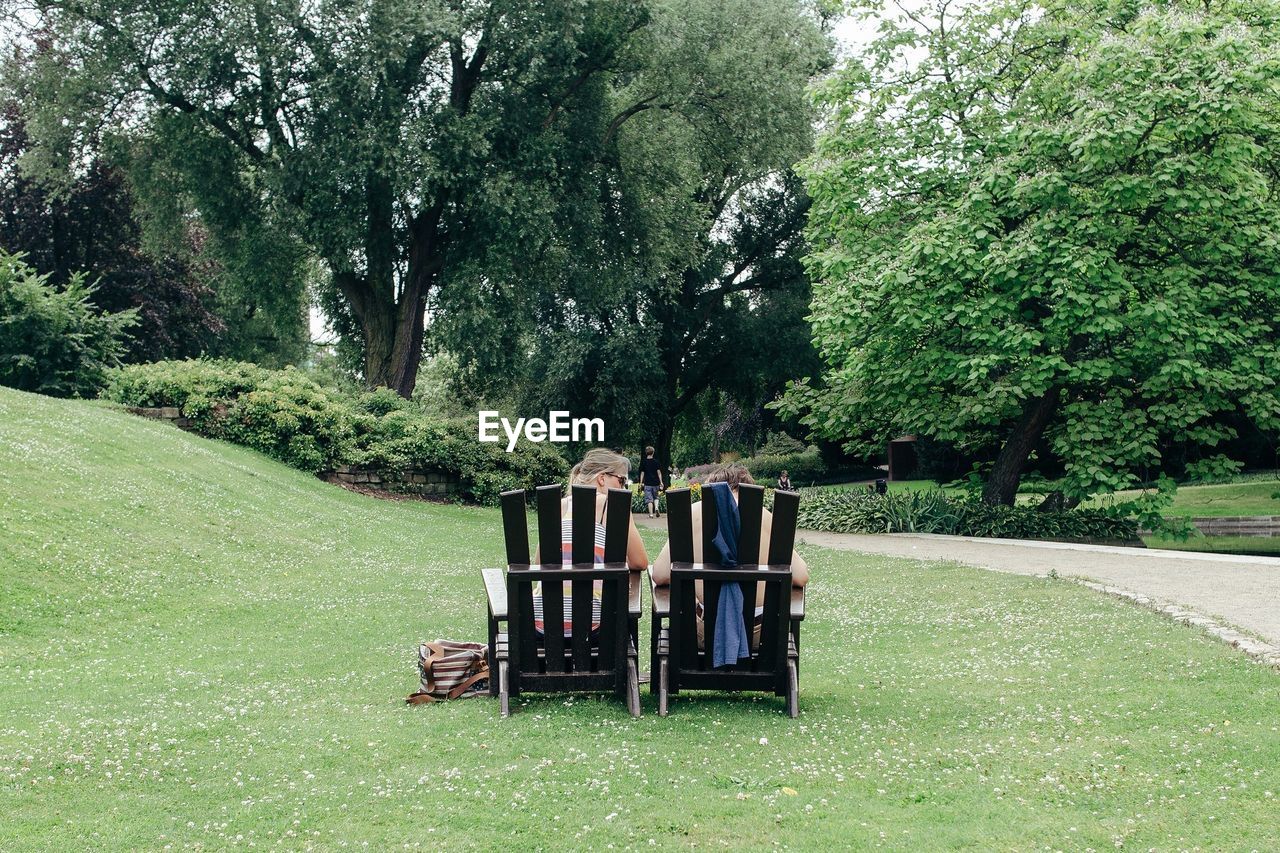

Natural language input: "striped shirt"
[532,518,605,637]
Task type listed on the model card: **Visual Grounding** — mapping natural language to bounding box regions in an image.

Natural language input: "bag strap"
[413,643,489,702]
[445,660,490,700]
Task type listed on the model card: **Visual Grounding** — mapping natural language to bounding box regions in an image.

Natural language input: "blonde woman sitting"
[531,448,648,637]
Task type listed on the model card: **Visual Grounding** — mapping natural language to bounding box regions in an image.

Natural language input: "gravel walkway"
[634,515,1280,650]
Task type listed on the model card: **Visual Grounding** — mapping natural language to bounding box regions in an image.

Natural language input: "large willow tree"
[12,0,653,394]
[786,0,1280,505]
[438,0,832,466]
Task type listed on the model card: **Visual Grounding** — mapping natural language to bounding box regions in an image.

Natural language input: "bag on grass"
[406,640,489,704]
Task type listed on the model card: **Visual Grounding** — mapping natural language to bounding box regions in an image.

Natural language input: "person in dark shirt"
[638,445,666,518]
[777,470,793,491]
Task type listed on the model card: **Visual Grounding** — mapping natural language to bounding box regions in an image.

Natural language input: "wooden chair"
[649,484,804,717]
[482,484,642,717]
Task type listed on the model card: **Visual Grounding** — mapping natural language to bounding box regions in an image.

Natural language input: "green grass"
[1103,481,1280,518]
[3,386,1280,849]
[1144,534,1280,557]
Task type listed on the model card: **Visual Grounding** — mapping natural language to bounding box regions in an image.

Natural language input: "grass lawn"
[1096,481,1280,518]
[3,386,1279,849]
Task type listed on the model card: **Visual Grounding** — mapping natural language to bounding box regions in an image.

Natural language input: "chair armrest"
[649,573,670,618]
[629,569,643,618]
[790,586,805,622]
[482,568,507,621]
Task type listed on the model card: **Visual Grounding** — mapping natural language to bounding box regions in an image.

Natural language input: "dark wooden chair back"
[664,483,800,697]
[498,483,634,701]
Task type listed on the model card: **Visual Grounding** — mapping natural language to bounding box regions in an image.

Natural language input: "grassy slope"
[2,386,1279,850]
[1108,481,1280,518]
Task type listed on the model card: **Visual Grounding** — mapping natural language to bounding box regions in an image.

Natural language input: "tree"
[785,0,1280,506]
[12,0,651,395]
[438,0,832,468]
[0,248,137,396]
[0,102,229,363]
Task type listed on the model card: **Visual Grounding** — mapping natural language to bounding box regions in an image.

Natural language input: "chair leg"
[658,655,669,717]
[499,660,511,718]
[786,658,799,719]
[627,656,641,718]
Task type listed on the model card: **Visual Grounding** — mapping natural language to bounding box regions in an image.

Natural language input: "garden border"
[1072,579,1280,669]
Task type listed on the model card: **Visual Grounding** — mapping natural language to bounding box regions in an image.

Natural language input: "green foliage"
[355,412,566,506]
[1183,455,1246,484]
[102,359,566,500]
[743,446,826,487]
[757,431,807,456]
[103,359,360,473]
[796,488,1140,542]
[787,0,1280,505]
[0,249,137,397]
[448,3,833,458]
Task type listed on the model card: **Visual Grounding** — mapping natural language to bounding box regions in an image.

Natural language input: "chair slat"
[703,579,720,671]
[501,489,530,566]
[570,485,595,672]
[598,575,618,671]
[536,485,562,567]
[737,484,764,564]
[509,570,537,692]
[701,484,720,566]
[542,573,566,672]
[767,489,799,566]
[667,488,694,563]
[756,578,783,673]
[676,578,698,672]
[603,487,630,564]
[571,485,596,564]
[599,487,630,674]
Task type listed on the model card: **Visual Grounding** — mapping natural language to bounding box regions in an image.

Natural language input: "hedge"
[102,359,566,504]
[796,488,1139,542]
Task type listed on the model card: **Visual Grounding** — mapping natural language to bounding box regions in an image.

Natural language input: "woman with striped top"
[532,448,648,636]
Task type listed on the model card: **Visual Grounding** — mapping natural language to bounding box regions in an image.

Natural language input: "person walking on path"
[638,445,666,518]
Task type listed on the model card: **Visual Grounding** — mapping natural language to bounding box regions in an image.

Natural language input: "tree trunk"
[982,389,1060,506]
[655,418,675,478]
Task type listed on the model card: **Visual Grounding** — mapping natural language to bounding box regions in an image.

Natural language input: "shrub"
[102,358,273,410]
[0,250,137,397]
[744,447,826,487]
[103,360,567,499]
[1183,455,1245,484]
[681,463,719,482]
[796,488,1139,542]
[757,431,807,456]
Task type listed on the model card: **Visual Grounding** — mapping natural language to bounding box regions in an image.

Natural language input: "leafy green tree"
[439,0,832,468]
[0,248,137,396]
[0,102,229,363]
[12,0,653,394]
[786,0,1280,506]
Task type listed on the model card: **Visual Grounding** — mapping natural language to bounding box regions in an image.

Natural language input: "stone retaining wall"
[1138,516,1280,537]
[325,464,458,497]
[124,405,459,497]
[126,405,196,430]
[1185,516,1280,537]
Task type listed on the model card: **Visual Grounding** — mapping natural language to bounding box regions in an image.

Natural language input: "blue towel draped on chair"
[707,482,751,668]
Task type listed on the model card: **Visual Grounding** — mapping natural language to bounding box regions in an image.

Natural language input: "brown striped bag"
[406,640,489,704]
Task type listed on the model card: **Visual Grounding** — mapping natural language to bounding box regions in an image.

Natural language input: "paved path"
[635,515,1280,648]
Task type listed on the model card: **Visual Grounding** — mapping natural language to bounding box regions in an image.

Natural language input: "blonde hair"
[568,448,630,491]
